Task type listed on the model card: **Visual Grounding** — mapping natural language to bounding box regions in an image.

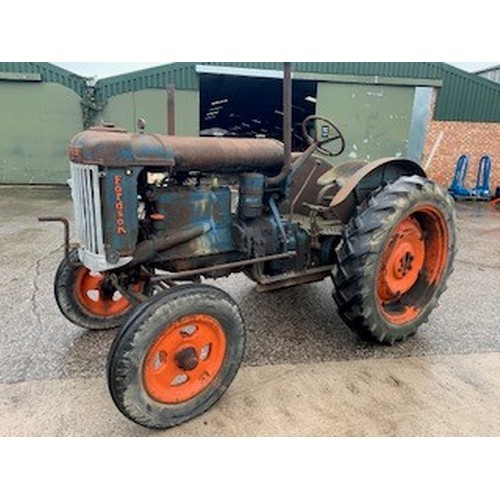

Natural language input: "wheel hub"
[378,217,425,300]
[174,347,199,371]
[396,250,414,277]
[74,268,140,317]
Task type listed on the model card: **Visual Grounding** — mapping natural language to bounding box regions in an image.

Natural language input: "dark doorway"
[200,73,316,151]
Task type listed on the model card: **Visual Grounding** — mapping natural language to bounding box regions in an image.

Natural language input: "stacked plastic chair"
[448,155,471,199]
[449,154,492,201]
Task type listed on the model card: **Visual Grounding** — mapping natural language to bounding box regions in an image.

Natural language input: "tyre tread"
[332,175,456,344]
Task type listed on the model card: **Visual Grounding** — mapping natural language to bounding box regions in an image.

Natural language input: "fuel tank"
[69,125,285,174]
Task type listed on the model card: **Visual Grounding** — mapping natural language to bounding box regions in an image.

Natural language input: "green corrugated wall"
[0,81,82,184]
[434,65,500,121]
[102,89,199,135]
[0,62,86,96]
[95,62,500,122]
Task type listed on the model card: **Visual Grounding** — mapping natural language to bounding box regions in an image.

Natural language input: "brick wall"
[422,121,500,194]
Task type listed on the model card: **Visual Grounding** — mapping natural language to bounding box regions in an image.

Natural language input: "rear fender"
[329,158,426,223]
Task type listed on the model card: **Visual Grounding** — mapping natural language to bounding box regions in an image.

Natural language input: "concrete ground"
[0,186,499,436]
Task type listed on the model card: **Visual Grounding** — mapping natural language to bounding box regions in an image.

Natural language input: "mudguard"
[328,158,426,223]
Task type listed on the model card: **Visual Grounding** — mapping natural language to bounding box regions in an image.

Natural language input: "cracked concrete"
[24,250,53,380]
[0,187,499,436]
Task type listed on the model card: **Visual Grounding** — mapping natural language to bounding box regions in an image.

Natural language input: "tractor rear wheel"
[332,175,456,344]
[54,249,147,330]
[107,284,246,429]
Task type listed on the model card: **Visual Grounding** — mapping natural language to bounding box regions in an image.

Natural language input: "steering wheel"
[302,115,345,157]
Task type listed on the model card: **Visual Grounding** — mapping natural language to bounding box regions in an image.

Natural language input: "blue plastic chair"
[470,155,492,199]
[448,155,471,198]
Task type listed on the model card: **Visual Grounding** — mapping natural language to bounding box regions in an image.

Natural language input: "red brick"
[423,121,500,193]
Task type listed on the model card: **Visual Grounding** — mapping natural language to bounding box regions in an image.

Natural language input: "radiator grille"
[70,162,105,256]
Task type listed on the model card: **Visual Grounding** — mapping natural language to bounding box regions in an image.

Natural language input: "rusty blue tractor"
[42,65,456,429]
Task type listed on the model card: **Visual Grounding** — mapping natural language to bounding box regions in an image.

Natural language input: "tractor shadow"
[62,327,117,380]
[223,277,431,367]
[64,274,437,379]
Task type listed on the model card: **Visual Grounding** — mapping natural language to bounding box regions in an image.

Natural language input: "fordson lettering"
[114,175,127,235]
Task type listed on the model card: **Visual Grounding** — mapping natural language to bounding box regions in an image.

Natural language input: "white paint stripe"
[424,130,444,171]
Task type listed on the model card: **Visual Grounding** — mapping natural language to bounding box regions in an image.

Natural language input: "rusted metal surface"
[150,187,234,262]
[130,223,211,266]
[489,198,500,211]
[283,63,292,176]
[150,251,297,281]
[288,159,321,220]
[329,158,426,223]
[238,173,264,219]
[279,155,333,216]
[316,161,367,186]
[174,347,199,371]
[254,264,334,292]
[290,213,343,236]
[69,127,284,174]
[167,84,175,135]
[37,217,71,262]
[265,62,294,186]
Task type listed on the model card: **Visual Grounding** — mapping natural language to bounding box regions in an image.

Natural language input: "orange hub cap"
[143,314,227,404]
[74,267,134,317]
[377,206,448,325]
[378,217,425,301]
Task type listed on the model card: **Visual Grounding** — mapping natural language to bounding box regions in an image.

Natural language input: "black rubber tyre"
[332,175,456,344]
[54,249,140,331]
[107,284,246,430]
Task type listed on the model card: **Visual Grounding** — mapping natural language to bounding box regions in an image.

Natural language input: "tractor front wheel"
[107,284,246,429]
[332,175,456,344]
[54,249,146,330]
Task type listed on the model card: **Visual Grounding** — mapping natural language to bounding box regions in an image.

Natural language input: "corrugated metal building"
[0,62,86,183]
[1,62,499,184]
[475,64,500,85]
[96,62,500,122]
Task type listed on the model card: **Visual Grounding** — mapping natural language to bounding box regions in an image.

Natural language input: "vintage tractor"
[42,65,456,429]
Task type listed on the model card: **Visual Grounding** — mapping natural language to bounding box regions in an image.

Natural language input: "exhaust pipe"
[266,62,293,186]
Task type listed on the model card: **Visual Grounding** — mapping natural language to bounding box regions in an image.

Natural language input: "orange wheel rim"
[376,205,449,325]
[143,314,227,404]
[74,267,137,317]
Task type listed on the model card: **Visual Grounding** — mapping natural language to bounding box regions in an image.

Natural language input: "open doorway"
[200,73,316,151]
